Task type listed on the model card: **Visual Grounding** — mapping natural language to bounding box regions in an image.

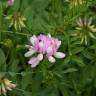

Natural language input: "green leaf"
[62,68,78,74]
[72,47,84,54]
[13,0,20,11]
[0,49,6,65]
[72,56,85,67]
[0,72,6,78]
[63,56,71,64]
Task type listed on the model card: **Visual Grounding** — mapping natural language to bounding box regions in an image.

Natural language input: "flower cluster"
[75,17,96,45]
[24,34,65,68]
[6,12,26,30]
[0,78,16,95]
[8,0,14,6]
[66,0,85,8]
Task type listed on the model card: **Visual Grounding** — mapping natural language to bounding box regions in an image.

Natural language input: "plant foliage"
[0,0,96,96]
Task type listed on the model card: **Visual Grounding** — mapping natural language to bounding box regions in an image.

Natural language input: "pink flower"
[24,34,65,68]
[8,0,14,6]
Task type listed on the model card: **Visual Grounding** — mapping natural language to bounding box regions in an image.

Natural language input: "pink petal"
[47,47,52,53]
[28,57,40,68]
[46,46,53,56]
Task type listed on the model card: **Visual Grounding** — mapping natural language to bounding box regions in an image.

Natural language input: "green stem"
[63,32,72,56]
[1,30,31,36]
[0,2,3,41]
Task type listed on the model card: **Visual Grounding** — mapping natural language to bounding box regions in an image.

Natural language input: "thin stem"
[2,30,32,36]
[16,88,25,92]
[0,72,34,75]
[0,2,3,41]
[16,88,32,94]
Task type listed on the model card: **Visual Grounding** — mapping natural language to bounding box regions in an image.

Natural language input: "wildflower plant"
[7,0,14,6]
[74,17,96,45]
[66,0,85,8]
[0,0,96,96]
[0,78,16,95]
[5,12,26,30]
[24,34,65,68]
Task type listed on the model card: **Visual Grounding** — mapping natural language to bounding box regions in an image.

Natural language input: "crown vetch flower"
[24,34,65,68]
[8,0,14,6]
[0,78,16,95]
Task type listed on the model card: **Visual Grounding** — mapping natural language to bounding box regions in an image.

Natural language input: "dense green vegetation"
[0,0,96,96]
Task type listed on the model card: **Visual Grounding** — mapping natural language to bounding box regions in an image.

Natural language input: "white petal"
[30,35,37,45]
[57,41,61,46]
[89,32,96,39]
[29,46,34,50]
[37,54,43,61]
[76,27,82,30]
[84,16,87,25]
[48,56,56,63]
[24,50,36,57]
[54,52,65,58]
[77,18,82,26]
[0,86,1,95]
[1,83,6,94]
[6,87,12,91]
[25,45,30,48]
[48,33,51,38]
[88,17,92,26]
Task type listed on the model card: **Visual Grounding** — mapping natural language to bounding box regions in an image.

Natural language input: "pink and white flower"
[24,34,65,68]
[8,0,14,6]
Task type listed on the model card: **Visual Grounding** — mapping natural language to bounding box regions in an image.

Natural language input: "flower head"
[8,0,14,6]
[73,17,96,45]
[0,78,16,95]
[66,0,85,8]
[24,34,65,68]
[5,12,26,30]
